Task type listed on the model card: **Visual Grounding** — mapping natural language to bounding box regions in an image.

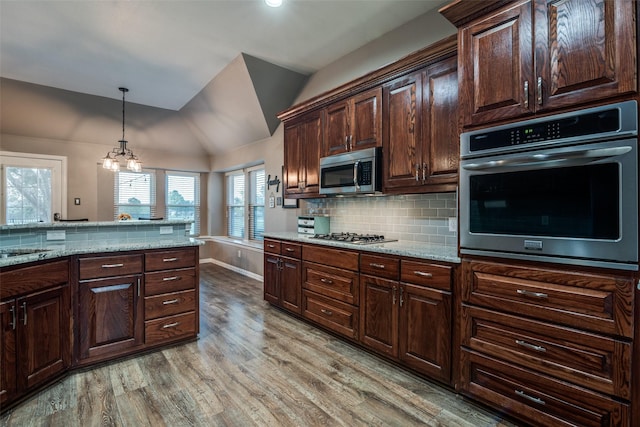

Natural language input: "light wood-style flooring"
[1,263,517,426]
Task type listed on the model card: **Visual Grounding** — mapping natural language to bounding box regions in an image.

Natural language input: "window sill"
[202,235,263,251]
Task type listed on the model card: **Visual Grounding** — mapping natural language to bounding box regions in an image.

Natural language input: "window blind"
[166,172,200,235]
[226,173,245,238]
[114,170,156,219]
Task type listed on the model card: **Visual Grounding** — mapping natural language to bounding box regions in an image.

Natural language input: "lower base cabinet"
[0,260,71,407]
[460,258,635,426]
[1,245,199,413]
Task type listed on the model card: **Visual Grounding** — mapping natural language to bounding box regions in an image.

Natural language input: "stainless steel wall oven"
[460,101,638,270]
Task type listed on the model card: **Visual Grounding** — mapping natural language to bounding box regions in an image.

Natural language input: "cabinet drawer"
[145,289,196,320]
[145,311,197,346]
[400,260,451,291]
[302,290,358,340]
[461,260,634,338]
[264,239,281,254]
[462,305,632,399]
[79,254,143,280]
[145,248,196,272]
[303,262,359,305]
[281,242,302,259]
[461,350,630,427]
[1,259,69,299]
[360,254,399,280]
[145,268,196,296]
[303,245,359,271]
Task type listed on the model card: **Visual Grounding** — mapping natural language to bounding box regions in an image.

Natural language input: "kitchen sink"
[0,248,51,259]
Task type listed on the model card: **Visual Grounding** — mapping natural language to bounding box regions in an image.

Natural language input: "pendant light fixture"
[102,87,142,172]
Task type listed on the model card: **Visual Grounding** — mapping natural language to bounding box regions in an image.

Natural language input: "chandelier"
[102,87,142,172]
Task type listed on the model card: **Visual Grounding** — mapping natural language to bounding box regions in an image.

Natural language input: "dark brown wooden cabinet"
[455,0,637,127]
[77,254,144,364]
[459,258,635,426]
[283,111,323,198]
[0,260,70,407]
[323,87,382,157]
[383,56,458,193]
[360,255,453,383]
[264,239,302,314]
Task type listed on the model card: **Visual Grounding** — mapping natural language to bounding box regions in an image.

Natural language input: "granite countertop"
[0,237,204,268]
[0,219,191,231]
[263,232,460,264]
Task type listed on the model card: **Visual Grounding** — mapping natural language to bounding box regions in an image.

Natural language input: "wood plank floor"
[1,263,518,426]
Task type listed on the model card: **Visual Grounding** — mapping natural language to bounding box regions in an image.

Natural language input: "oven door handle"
[462,146,632,171]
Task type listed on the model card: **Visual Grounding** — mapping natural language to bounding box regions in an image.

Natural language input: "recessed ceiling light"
[265,0,282,7]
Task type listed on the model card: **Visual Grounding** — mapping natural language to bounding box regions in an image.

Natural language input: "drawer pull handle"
[320,278,334,284]
[267,244,275,248]
[162,322,180,329]
[515,339,546,353]
[414,271,432,278]
[285,248,295,252]
[101,263,124,268]
[515,389,545,405]
[163,257,178,262]
[370,263,386,269]
[162,276,180,281]
[162,299,180,305]
[517,289,548,299]
[320,309,333,316]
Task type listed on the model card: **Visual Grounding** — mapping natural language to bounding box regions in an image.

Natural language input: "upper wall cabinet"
[383,56,459,194]
[323,87,382,157]
[283,110,323,198]
[448,0,637,127]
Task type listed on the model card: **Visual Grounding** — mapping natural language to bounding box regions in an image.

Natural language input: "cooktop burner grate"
[310,232,397,245]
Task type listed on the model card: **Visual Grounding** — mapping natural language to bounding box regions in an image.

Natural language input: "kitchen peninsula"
[0,220,203,411]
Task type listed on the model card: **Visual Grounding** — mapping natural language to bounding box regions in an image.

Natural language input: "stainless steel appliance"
[319,147,381,195]
[310,232,397,245]
[460,100,638,271]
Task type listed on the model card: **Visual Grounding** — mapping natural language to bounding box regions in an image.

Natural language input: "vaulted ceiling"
[0,0,446,156]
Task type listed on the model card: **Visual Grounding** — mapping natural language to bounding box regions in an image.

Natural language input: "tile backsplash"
[302,192,457,247]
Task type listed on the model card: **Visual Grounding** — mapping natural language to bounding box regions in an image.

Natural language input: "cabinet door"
[264,254,281,305]
[301,113,322,196]
[398,283,451,383]
[0,300,17,405]
[324,100,350,157]
[280,256,302,314]
[422,56,459,186]
[351,87,382,152]
[383,71,423,190]
[459,0,534,126]
[360,275,398,357]
[78,275,143,362]
[283,124,303,196]
[17,285,70,390]
[535,0,636,112]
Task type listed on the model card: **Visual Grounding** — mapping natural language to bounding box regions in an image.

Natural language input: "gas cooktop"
[310,232,397,245]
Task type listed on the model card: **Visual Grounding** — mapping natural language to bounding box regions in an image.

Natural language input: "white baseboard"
[200,258,263,282]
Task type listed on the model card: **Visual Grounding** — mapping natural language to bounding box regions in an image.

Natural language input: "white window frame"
[166,171,200,236]
[0,151,67,224]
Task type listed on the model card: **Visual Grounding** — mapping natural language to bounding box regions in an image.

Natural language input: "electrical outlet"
[237,250,242,258]
[448,217,457,232]
[159,226,173,235]
[46,230,66,241]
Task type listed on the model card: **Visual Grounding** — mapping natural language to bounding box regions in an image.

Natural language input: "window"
[114,170,156,219]
[166,172,200,235]
[1,152,66,224]
[226,165,264,241]
[249,168,265,240]
[226,172,245,238]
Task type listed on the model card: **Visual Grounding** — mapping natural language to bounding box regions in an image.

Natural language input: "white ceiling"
[0,0,444,111]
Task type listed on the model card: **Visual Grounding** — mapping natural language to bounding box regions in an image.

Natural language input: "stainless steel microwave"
[319,147,382,195]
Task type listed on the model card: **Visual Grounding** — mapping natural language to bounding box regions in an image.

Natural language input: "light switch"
[74,198,81,205]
